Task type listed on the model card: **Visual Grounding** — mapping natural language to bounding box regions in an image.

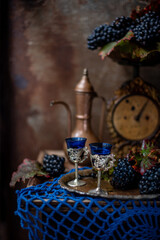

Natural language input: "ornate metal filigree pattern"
[91,154,116,171]
[67,147,89,163]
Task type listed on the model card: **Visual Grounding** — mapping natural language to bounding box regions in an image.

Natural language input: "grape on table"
[43,154,65,177]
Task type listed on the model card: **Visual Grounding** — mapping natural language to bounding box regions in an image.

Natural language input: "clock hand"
[135,100,149,122]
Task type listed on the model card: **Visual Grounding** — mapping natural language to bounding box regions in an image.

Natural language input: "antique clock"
[107,77,160,156]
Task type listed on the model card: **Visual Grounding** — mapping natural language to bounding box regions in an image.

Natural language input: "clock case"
[107,77,160,156]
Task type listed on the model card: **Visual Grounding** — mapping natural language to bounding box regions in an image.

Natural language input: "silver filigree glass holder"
[89,154,116,196]
[67,147,89,187]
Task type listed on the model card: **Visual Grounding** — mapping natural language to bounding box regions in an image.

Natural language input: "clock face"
[112,94,160,141]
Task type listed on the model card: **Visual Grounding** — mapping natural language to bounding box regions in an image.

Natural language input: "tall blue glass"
[89,143,115,196]
[65,137,89,187]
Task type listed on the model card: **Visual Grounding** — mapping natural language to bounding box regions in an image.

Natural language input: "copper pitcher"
[50,68,106,166]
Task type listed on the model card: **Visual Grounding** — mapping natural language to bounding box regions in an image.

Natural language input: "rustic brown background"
[0,0,160,239]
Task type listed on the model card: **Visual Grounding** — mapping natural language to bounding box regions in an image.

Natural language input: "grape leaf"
[128,141,160,175]
[10,158,49,187]
[99,31,134,59]
[102,166,115,181]
[99,31,160,65]
[99,41,117,59]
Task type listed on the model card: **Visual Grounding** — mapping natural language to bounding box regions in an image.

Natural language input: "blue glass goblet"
[65,137,89,187]
[89,143,116,196]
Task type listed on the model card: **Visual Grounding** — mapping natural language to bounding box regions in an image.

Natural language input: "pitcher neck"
[75,92,94,119]
[74,118,92,131]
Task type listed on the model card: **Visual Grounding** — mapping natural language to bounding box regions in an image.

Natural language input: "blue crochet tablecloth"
[16,168,160,240]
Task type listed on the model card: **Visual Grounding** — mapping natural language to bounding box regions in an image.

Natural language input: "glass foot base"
[67,179,86,187]
[89,188,108,196]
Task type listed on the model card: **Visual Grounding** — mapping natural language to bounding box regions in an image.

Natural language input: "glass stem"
[97,170,101,191]
[75,162,79,183]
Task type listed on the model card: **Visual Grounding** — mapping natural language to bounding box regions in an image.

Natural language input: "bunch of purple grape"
[111,158,141,190]
[139,164,160,194]
[111,158,160,194]
[43,154,65,177]
[87,16,135,50]
[87,11,160,50]
[132,11,160,47]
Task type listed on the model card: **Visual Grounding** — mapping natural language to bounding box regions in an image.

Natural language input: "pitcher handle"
[94,96,106,141]
[50,100,72,137]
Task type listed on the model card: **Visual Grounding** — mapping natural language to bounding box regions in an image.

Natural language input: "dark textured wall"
[10,0,160,162]
[5,0,160,239]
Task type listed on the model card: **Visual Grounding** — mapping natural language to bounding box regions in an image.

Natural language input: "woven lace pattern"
[15,169,160,240]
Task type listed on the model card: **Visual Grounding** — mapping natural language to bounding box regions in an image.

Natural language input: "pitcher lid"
[75,68,96,93]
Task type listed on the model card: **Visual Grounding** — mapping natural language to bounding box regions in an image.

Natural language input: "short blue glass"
[89,143,112,155]
[89,142,115,196]
[65,137,88,187]
[66,137,87,149]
